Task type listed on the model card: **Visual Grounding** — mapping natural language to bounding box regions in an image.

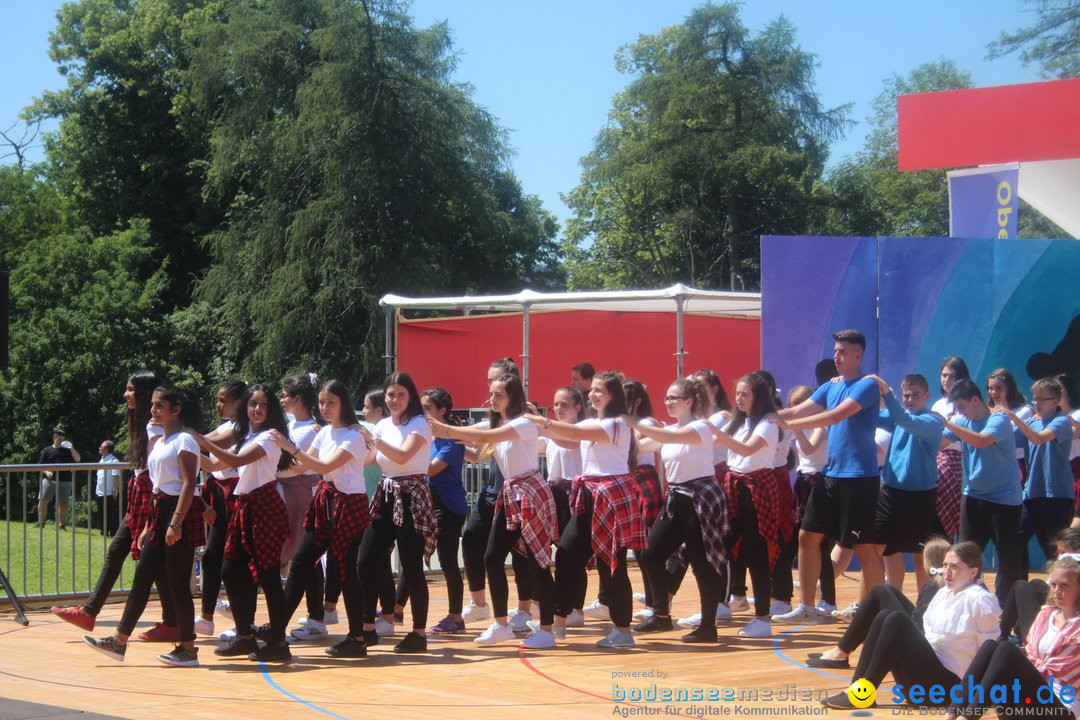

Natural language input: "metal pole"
[675,295,686,378]
[383,306,395,375]
[522,304,531,399]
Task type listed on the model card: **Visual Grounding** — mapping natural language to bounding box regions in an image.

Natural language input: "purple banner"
[948,164,1019,239]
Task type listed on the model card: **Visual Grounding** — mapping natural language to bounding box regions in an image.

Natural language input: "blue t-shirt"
[878,391,944,492]
[943,413,1022,506]
[428,437,468,515]
[1021,414,1075,501]
[810,376,880,478]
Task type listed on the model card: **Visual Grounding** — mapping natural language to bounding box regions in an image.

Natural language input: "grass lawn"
[0,520,133,601]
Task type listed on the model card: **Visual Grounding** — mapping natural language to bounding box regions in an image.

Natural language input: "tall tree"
[988,0,1080,79]
[562,3,848,291]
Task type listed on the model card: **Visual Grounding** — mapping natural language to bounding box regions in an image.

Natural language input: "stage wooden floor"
[0,571,978,720]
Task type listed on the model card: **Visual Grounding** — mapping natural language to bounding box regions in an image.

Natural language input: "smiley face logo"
[846,679,876,708]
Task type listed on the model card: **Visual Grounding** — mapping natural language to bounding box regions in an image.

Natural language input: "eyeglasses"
[1033,397,1058,404]
[663,395,689,403]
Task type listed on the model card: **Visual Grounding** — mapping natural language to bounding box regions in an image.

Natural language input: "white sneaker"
[772,603,820,625]
[374,616,395,637]
[461,602,490,624]
[508,609,532,634]
[596,630,635,648]
[218,627,237,641]
[564,609,585,627]
[815,600,837,615]
[738,619,772,638]
[769,600,792,616]
[715,603,732,621]
[290,619,328,641]
[582,600,610,621]
[728,595,750,612]
[832,602,859,622]
[474,621,516,646]
[193,617,215,636]
[215,599,232,621]
[322,609,339,625]
[529,601,540,616]
[633,592,647,605]
[520,628,556,649]
[676,612,703,629]
[633,607,655,621]
[527,620,566,639]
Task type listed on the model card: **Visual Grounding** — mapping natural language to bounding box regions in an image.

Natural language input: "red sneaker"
[51,606,95,632]
[137,622,180,643]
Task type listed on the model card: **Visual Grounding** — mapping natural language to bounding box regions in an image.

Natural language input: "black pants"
[770,535,796,603]
[200,487,230,617]
[731,482,773,618]
[642,491,723,621]
[397,493,466,615]
[462,490,496,593]
[116,501,195,642]
[1019,498,1075,577]
[959,496,1022,604]
[222,543,288,643]
[853,610,959,697]
[358,489,428,630]
[999,578,1049,643]
[324,554,341,604]
[551,483,587,610]
[956,639,1073,717]
[83,515,177,626]
[97,495,121,537]
[485,509,555,624]
[838,584,914,654]
[284,531,363,637]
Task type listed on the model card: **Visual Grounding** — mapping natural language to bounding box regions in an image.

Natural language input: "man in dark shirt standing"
[38,427,81,530]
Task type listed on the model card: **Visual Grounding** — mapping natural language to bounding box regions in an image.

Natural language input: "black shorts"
[874,485,941,555]
[800,475,879,547]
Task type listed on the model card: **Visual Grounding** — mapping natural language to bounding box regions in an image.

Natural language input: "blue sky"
[1,1,1044,226]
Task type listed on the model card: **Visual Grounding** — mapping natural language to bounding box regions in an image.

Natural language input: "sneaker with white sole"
[564,609,585,627]
[632,592,647,605]
[772,603,820,625]
[290,619,328,641]
[633,607,655,621]
[728,595,750,612]
[677,612,703,629]
[596,630,635,648]
[323,609,339,625]
[157,645,199,667]
[582,600,610,621]
[461,602,490,624]
[374,616,395,637]
[715,603,732,621]
[520,627,556,649]
[738,619,772,638]
[769,600,792,616]
[815,600,837,615]
[219,627,237,642]
[216,599,233,621]
[193,617,215,636]
[84,635,126,661]
[473,621,516,646]
[527,620,566,639]
[508,609,532,633]
[831,602,859,622]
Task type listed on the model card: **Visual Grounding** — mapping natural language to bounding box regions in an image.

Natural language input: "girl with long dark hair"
[987,368,1032,484]
[933,356,971,539]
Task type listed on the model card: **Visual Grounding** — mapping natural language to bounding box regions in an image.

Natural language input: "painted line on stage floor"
[771,625,848,683]
[259,663,351,720]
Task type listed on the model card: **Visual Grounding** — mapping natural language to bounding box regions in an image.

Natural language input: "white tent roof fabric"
[1018,159,1080,239]
[380,284,761,317]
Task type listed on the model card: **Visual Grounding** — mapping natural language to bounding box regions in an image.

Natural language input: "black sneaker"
[633,614,674,633]
[325,636,367,658]
[214,636,258,657]
[157,645,200,667]
[249,643,292,663]
[362,629,379,647]
[253,622,276,644]
[392,631,427,654]
[680,626,718,643]
[84,635,126,661]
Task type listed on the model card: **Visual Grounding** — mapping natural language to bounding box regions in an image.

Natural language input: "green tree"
[988,0,1080,79]
[562,3,848,291]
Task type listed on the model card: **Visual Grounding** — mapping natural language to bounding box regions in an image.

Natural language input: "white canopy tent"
[378,284,761,396]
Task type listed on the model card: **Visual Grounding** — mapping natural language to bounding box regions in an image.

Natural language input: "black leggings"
[1019,498,1074,577]
[462,491,495,593]
[960,496,1022,604]
[732,482,773,618]
[554,488,632,626]
[116,503,194,641]
[642,490,723,620]
[551,482,587,610]
[838,584,914,654]
[956,639,1073,718]
[853,610,959,697]
[222,543,288,643]
[358,490,428,630]
[999,578,1049,643]
[84,515,176,626]
[200,486,229,616]
[486,509,555,624]
[396,493,465,615]
[284,531,362,637]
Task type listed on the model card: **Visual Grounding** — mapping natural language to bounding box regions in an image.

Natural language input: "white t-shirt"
[210,420,239,480]
[374,415,432,477]
[139,422,166,472]
[795,430,828,474]
[96,454,122,497]
[278,419,320,478]
[310,425,367,494]
[772,427,792,469]
[660,420,715,485]
[875,427,893,469]
[580,417,631,476]
[544,437,583,483]
[148,431,201,495]
[726,417,779,474]
[234,430,282,494]
[708,411,732,466]
[932,397,960,452]
[493,416,540,479]
[1070,409,1080,461]
[635,417,660,468]
[1013,405,1033,459]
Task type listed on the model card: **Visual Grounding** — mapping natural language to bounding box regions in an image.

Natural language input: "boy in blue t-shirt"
[774,329,883,625]
[941,379,1022,603]
[1002,377,1076,577]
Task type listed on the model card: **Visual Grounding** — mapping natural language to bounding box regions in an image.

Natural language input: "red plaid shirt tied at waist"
[225,480,290,583]
[201,474,239,520]
[370,474,439,560]
[125,469,154,560]
[632,464,663,528]
[570,473,646,572]
[305,480,371,583]
[722,467,785,569]
[148,491,206,550]
[495,468,558,568]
